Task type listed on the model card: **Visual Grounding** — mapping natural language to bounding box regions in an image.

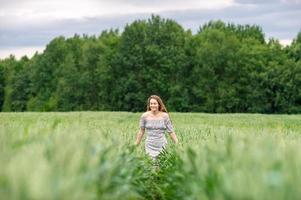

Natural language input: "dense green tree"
[27,36,68,111]
[189,28,241,112]
[0,17,300,113]
[190,23,265,112]
[263,39,301,113]
[199,20,265,44]
[110,15,188,111]
[8,56,31,111]
[1,55,20,111]
[286,31,301,61]
[95,30,120,110]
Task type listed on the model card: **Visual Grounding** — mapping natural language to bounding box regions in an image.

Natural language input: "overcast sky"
[0,0,301,59]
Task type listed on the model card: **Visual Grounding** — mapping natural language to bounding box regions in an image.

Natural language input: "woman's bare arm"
[135,128,145,146]
[169,132,179,144]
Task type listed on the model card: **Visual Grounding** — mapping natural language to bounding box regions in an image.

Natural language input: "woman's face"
[149,98,159,112]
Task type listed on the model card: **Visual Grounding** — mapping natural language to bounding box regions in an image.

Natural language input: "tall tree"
[27,36,68,111]
[0,17,299,113]
[286,31,301,61]
[1,55,19,111]
[110,15,188,111]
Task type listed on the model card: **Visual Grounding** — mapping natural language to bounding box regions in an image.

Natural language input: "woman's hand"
[170,132,178,144]
[135,128,145,146]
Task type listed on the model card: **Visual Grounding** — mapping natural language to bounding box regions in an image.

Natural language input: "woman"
[135,95,178,160]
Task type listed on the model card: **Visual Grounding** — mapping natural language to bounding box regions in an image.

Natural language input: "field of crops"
[1,112,301,200]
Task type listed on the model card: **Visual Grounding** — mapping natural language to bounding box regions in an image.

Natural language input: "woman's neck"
[150,110,160,116]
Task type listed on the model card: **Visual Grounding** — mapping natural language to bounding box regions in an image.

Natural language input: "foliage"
[0,17,300,113]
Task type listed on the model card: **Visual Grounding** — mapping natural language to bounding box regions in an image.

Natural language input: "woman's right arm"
[136,113,146,146]
[135,128,145,146]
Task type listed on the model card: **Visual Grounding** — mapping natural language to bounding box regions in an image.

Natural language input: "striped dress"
[140,113,174,159]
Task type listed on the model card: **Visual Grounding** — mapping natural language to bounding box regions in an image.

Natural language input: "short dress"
[140,113,174,159]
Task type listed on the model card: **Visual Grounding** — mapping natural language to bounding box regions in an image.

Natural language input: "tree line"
[0,15,300,113]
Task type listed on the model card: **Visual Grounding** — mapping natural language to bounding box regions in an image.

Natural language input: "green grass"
[1,112,301,200]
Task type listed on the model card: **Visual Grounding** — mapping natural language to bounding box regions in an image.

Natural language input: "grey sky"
[0,0,300,59]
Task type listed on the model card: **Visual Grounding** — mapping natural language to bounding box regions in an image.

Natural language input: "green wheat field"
[1,112,301,200]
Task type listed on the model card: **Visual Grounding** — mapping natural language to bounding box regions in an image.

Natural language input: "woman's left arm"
[169,132,178,144]
[165,114,178,144]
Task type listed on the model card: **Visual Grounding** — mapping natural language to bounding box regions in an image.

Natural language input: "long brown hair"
[146,95,168,113]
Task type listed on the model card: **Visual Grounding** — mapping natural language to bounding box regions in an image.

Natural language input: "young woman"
[135,95,178,160]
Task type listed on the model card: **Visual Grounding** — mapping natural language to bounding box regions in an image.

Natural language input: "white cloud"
[0,46,45,60]
[279,39,293,46]
[0,0,234,24]
[282,0,301,4]
[0,0,300,59]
